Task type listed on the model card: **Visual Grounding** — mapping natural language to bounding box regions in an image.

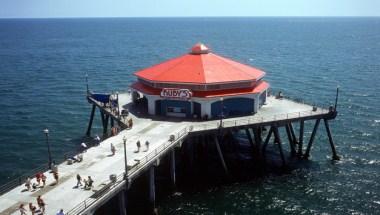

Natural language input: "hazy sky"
[1,0,379,18]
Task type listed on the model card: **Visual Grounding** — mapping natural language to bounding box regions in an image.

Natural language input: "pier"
[0,43,340,214]
[0,92,339,215]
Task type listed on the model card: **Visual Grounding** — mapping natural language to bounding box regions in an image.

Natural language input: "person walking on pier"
[56,209,65,215]
[94,135,101,145]
[25,177,31,191]
[53,170,59,184]
[76,174,82,187]
[135,140,141,153]
[36,195,45,214]
[111,143,116,156]
[144,140,150,152]
[41,173,46,187]
[28,203,37,215]
[84,176,94,190]
[35,172,42,186]
[19,204,27,215]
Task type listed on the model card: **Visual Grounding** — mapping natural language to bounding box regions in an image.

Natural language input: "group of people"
[18,195,47,215]
[24,172,47,191]
[76,174,94,190]
[135,140,150,153]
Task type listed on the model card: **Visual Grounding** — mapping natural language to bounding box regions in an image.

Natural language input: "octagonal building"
[131,43,269,119]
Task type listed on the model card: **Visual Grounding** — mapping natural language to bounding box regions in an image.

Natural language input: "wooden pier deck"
[0,93,337,215]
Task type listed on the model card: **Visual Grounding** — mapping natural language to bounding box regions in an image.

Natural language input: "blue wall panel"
[211,97,254,118]
[160,100,192,118]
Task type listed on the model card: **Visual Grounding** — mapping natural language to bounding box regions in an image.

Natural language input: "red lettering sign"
[160,88,192,100]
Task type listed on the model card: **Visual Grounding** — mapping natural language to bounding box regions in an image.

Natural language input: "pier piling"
[323,119,340,160]
[170,149,176,187]
[298,120,304,157]
[273,126,286,167]
[303,119,321,159]
[86,104,96,136]
[148,166,156,213]
[213,135,229,175]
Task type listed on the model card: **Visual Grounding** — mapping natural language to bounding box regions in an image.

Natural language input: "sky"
[0,0,379,18]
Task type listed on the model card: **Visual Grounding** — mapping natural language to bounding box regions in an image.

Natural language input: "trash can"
[110,174,117,183]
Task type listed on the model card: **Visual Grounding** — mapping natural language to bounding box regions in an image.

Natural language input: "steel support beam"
[213,135,229,175]
[273,126,286,166]
[324,119,340,160]
[304,119,321,159]
[86,104,96,136]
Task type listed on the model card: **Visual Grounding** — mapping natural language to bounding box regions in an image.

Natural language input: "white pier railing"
[66,127,189,215]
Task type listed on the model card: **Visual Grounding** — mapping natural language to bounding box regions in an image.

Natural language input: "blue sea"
[0,17,380,214]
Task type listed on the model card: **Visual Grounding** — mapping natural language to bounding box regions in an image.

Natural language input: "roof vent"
[190,43,210,54]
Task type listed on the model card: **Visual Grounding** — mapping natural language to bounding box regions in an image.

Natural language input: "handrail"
[66,127,189,215]
[0,137,102,196]
[191,107,330,132]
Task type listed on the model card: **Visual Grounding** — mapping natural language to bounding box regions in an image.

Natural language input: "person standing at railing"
[25,177,31,191]
[94,135,101,146]
[41,173,47,187]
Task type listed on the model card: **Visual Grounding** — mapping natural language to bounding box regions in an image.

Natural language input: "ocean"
[0,17,379,214]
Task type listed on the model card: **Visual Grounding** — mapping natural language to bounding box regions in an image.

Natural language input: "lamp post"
[122,136,128,180]
[219,97,224,128]
[43,128,52,169]
[122,135,128,213]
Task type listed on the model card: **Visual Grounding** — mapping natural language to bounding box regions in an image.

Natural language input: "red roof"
[131,81,269,98]
[134,43,265,84]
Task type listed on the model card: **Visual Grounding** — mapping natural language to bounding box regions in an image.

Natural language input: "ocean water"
[0,17,380,214]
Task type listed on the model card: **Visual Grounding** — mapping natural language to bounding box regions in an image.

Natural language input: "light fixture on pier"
[219,97,224,128]
[43,128,52,169]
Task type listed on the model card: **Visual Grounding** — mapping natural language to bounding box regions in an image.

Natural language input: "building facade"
[131,43,269,119]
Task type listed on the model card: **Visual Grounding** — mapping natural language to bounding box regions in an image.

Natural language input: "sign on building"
[160,88,192,100]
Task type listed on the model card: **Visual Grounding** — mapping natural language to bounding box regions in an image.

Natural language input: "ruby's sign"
[160,88,192,100]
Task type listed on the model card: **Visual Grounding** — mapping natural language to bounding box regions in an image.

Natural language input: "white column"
[146,96,157,115]
[201,100,212,118]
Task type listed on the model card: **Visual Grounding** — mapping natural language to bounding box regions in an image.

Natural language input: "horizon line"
[1,15,380,19]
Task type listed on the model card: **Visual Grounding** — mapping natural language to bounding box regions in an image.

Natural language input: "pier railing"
[0,137,101,196]
[66,126,189,215]
[192,108,330,132]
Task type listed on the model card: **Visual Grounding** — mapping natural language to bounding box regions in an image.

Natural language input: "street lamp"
[122,136,128,180]
[43,128,52,169]
[122,135,128,213]
[219,97,224,128]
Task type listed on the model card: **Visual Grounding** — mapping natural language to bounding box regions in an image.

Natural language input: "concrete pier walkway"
[0,94,332,215]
